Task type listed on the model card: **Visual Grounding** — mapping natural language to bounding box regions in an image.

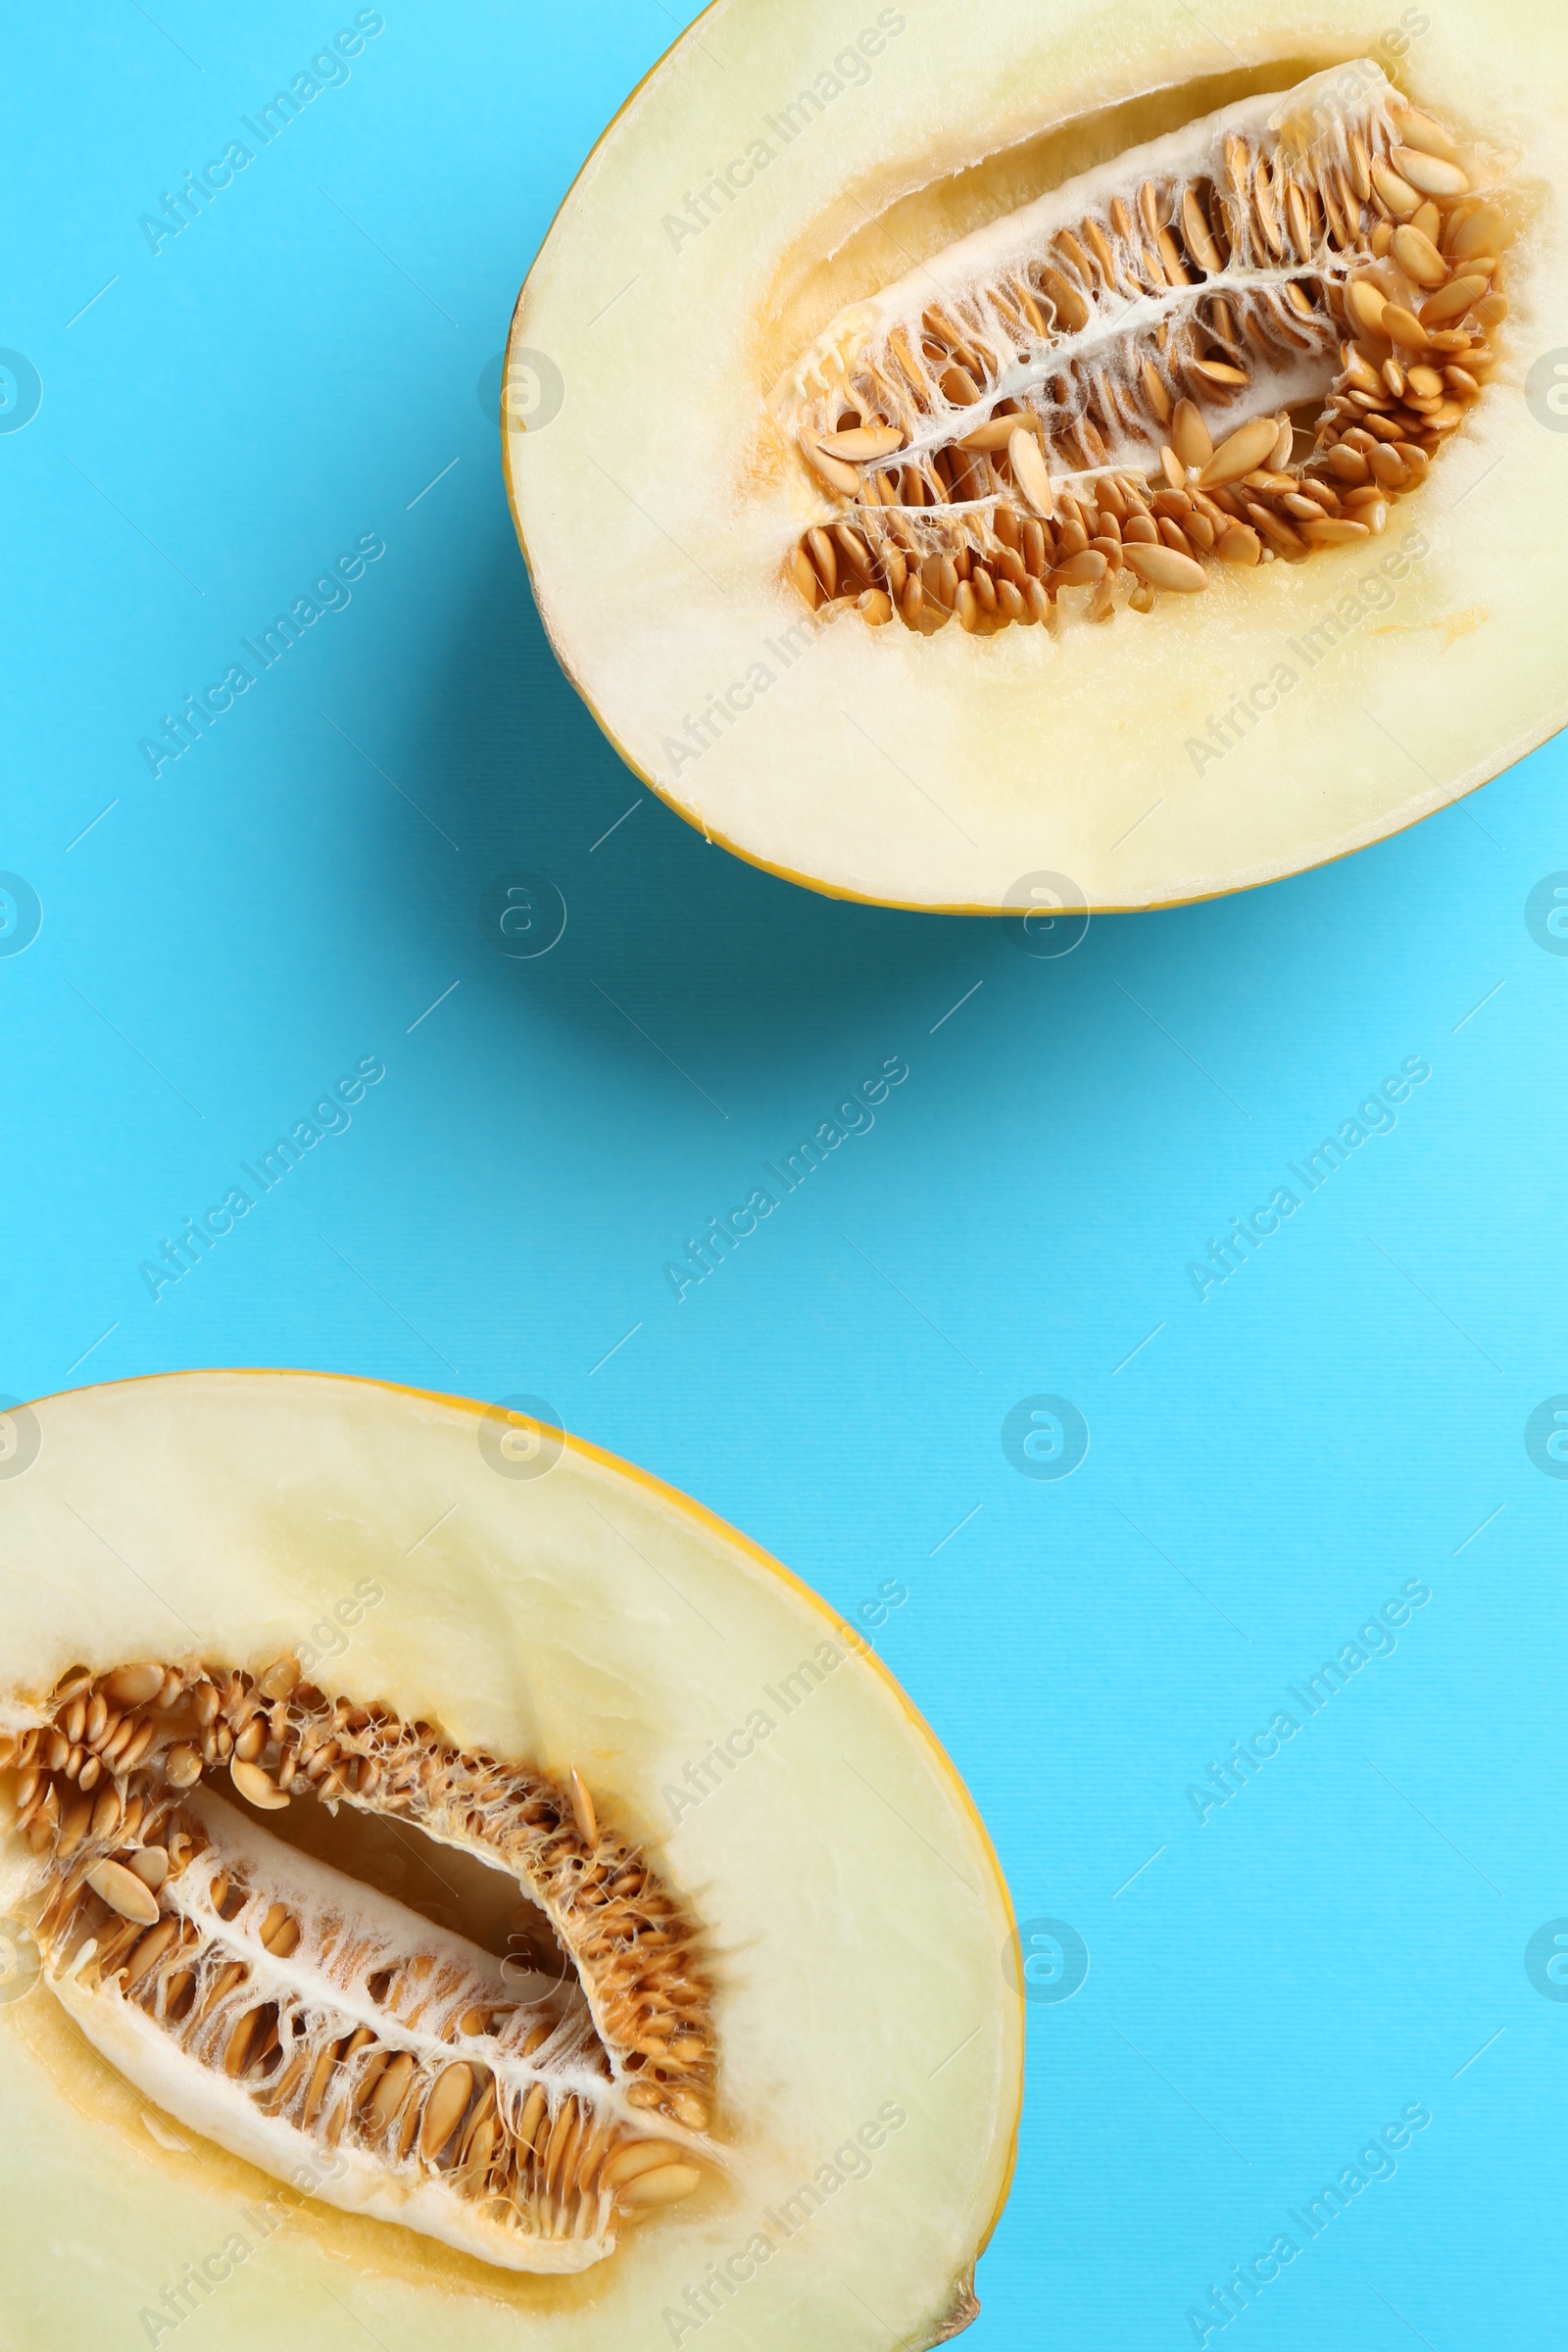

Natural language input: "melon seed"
[1393,105,1457,161]
[1199,416,1282,489]
[1392,145,1469,199]
[1420,273,1489,326]
[1007,428,1055,516]
[601,2137,687,2187]
[419,2062,475,2161]
[103,1664,163,1709]
[618,2163,704,2208]
[568,1768,598,1849]
[85,1860,162,1926]
[230,1758,290,1811]
[122,1919,181,1990]
[1392,225,1448,287]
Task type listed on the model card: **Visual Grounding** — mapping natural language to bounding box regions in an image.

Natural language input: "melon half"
[0,1373,1020,2350]
[505,0,1568,910]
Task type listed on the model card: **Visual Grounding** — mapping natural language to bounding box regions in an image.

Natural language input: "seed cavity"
[774,66,1512,637]
[3,1656,720,2276]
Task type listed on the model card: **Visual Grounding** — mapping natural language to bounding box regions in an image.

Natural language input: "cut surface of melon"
[506,0,1568,910]
[0,1372,1019,2352]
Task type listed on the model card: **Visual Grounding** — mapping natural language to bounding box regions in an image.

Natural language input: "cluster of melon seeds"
[1,1656,717,2275]
[777,66,1512,633]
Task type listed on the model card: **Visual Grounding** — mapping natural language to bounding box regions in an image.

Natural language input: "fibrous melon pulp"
[506,0,1568,910]
[0,1373,1019,2350]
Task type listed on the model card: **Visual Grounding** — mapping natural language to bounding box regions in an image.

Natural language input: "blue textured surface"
[5,6,1566,2346]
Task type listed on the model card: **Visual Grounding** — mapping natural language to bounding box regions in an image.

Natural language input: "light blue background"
[5,5,1567,2345]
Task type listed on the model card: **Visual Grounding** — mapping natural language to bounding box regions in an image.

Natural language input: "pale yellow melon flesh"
[0,1373,1019,2352]
[506,0,1568,909]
